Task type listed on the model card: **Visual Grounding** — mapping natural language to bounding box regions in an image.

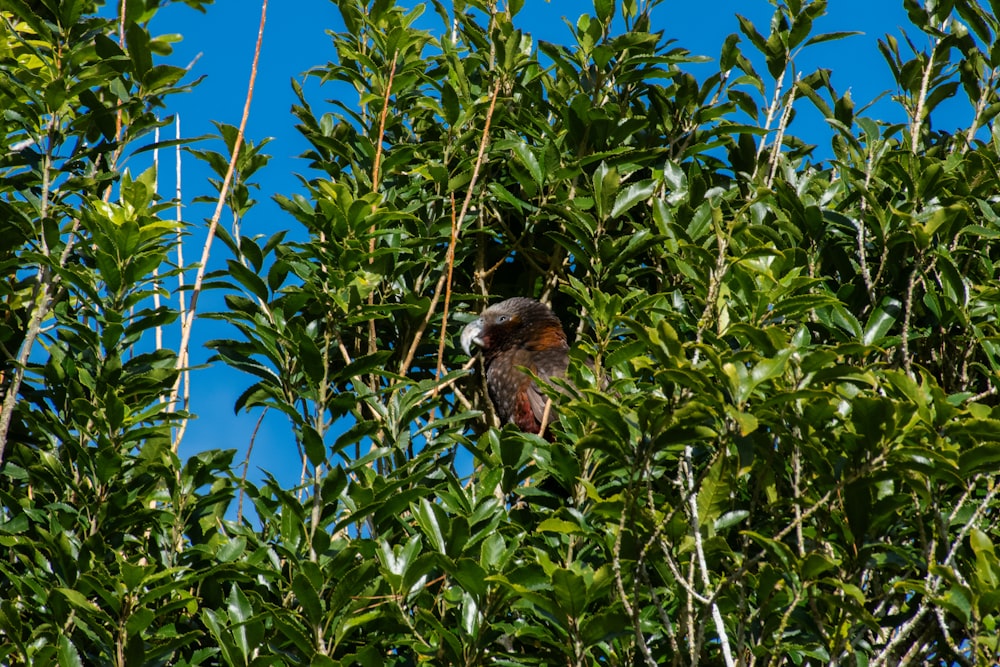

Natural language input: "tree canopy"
[3,0,1000,664]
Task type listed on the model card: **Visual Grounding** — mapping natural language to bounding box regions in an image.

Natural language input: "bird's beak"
[461,317,483,356]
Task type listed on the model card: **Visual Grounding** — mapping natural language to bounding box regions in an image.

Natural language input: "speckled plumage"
[461,297,570,435]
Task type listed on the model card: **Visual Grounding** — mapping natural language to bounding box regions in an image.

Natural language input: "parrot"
[461,297,571,436]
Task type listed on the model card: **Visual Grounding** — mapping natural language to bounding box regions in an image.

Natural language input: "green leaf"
[537,517,584,535]
[57,635,84,667]
[413,498,447,554]
[610,180,655,218]
[511,142,544,190]
[801,552,839,579]
[441,81,459,125]
[126,22,153,78]
[743,531,796,569]
[227,585,253,659]
[216,536,247,563]
[293,572,324,625]
[592,161,619,220]
[580,606,628,646]
[227,259,269,301]
[748,348,793,394]
[960,443,1000,474]
[301,424,327,467]
[697,455,733,527]
[551,568,588,620]
[450,558,489,602]
[56,587,101,614]
[862,297,901,346]
[971,528,995,555]
[595,0,613,23]
[939,583,973,625]
[714,509,749,532]
[804,31,863,47]
[729,408,758,436]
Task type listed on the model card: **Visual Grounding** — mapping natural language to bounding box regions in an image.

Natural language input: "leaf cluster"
[4,0,1000,665]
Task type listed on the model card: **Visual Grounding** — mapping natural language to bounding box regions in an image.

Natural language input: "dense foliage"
[3,0,1000,664]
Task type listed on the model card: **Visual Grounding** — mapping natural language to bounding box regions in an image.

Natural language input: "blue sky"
[139,0,967,491]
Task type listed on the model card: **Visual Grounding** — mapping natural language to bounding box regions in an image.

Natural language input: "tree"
[3,0,1000,664]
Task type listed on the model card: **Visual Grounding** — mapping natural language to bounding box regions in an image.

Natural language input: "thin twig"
[910,32,941,153]
[609,442,657,667]
[434,193,459,382]
[174,114,189,416]
[102,0,128,195]
[0,121,82,460]
[854,213,876,306]
[871,477,999,666]
[766,73,798,188]
[639,564,681,659]
[366,52,398,384]
[236,409,268,526]
[169,0,268,451]
[682,446,737,667]
[792,444,804,557]
[963,68,995,152]
[398,79,502,378]
[753,68,786,182]
[695,208,730,348]
[900,260,931,377]
[765,587,803,667]
[370,53,397,196]
[153,126,163,351]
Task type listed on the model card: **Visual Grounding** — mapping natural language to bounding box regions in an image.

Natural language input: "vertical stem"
[235,409,267,525]
[435,193,459,381]
[753,68,786,182]
[105,0,128,201]
[174,114,189,414]
[153,126,164,351]
[695,206,729,348]
[366,52,398,386]
[792,445,804,557]
[900,258,930,378]
[683,446,736,667]
[169,0,268,451]
[910,34,941,153]
[963,68,995,152]
[766,73,798,188]
[0,116,80,461]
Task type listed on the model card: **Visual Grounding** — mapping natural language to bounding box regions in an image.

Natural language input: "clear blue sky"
[139,0,966,491]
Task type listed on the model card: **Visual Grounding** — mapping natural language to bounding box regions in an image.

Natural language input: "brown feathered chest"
[462,298,570,435]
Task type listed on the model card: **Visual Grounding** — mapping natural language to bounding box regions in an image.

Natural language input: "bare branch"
[398,79,502,378]
[169,0,269,451]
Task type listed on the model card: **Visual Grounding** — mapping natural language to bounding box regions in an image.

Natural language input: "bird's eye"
[497,315,508,323]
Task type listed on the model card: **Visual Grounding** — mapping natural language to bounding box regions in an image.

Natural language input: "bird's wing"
[522,347,570,429]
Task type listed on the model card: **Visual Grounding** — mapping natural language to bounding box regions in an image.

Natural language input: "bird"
[461,297,571,436]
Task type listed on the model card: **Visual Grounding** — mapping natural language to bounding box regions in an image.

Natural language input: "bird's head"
[461,297,568,359]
